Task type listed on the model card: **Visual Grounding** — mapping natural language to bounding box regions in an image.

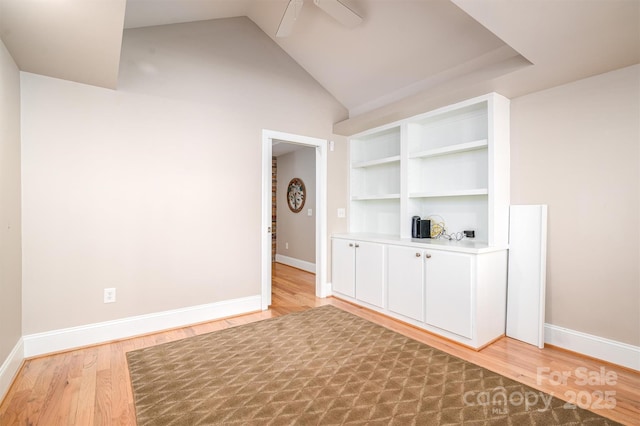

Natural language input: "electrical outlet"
[285,242,289,249]
[337,208,346,218]
[307,209,312,216]
[104,288,116,303]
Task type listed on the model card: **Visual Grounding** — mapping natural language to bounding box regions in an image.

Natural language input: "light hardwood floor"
[1,262,638,425]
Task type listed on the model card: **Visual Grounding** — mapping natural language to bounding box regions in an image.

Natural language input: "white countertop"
[332,233,508,254]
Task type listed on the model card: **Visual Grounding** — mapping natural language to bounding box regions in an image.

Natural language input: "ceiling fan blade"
[313,0,362,28]
[276,0,304,38]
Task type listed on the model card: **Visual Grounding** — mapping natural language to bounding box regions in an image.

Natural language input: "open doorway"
[272,142,316,272]
[261,130,328,310]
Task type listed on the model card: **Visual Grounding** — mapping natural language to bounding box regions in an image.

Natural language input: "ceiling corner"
[0,0,127,89]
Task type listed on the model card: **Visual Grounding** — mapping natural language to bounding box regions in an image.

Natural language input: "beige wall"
[276,147,316,264]
[20,17,348,334]
[511,64,640,346]
[17,13,637,352]
[0,38,22,363]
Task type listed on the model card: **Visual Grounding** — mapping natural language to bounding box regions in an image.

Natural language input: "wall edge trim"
[275,254,316,274]
[0,338,24,403]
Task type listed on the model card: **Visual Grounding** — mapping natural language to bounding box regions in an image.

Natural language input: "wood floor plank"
[37,352,75,425]
[93,369,112,426]
[1,262,638,425]
[110,341,133,425]
[74,347,98,426]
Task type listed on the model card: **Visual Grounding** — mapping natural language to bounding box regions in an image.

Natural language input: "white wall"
[276,147,316,265]
[511,64,640,346]
[0,38,22,367]
[20,17,348,335]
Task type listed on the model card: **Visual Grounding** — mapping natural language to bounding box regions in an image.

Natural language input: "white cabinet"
[332,238,356,297]
[354,242,385,308]
[331,238,385,308]
[425,250,472,339]
[387,245,425,322]
[387,246,473,338]
[332,235,508,349]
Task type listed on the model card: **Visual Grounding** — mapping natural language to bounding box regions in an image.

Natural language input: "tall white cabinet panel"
[506,205,548,348]
[425,251,473,339]
[354,241,385,308]
[331,239,356,297]
[387,245,425,322]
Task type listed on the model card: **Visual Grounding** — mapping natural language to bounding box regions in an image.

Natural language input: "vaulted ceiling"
[0,0,638,121]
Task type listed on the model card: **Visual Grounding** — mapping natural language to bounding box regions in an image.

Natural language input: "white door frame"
[261,129,328,310]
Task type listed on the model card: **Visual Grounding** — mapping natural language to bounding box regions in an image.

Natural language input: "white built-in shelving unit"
[350,126,402,236]
[349,93,510,246]
[333,94,511,349]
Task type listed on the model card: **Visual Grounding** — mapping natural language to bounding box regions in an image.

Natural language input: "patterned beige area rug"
[127,305,619,425]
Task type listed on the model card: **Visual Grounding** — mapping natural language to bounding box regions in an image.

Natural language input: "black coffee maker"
[411,216,431,239]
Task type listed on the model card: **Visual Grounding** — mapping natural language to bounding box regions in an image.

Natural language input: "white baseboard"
[23,295,262,358]
[275,254,316,274]
[545,323,640,371]
[0,338,24,403]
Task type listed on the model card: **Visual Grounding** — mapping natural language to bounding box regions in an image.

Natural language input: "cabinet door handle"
[348,243,354,247]
[415,252,421,257]
[355,244,360,248]
[425,253,432,259]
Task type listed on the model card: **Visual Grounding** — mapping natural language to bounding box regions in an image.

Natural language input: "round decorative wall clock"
[287,178,306,213]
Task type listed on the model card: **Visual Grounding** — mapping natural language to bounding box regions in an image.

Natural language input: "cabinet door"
[332,239,355,297]
[425,250,473,338]
[354,241,385,308]
[387,245,424,321]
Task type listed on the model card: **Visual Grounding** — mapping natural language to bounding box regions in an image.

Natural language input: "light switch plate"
[337,208,346,218]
